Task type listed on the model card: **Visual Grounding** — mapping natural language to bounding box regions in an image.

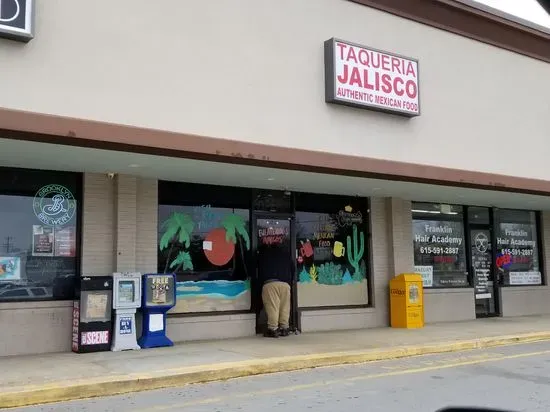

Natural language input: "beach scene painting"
[160,206,252,313]
[171,279,251,313]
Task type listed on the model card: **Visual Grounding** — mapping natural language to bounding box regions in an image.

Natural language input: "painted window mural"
[295,193,369,308]
[158,182,252,314]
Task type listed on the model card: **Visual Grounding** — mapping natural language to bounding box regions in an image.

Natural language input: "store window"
[0,167,81,302]
[468,207,490,225]
[158,181,252,314]
[412,203,468,288]
[253,189,292,213]
[496,209,542,286]
[295,193,370,308]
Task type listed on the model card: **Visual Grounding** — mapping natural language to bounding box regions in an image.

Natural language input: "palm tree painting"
[160,212,195,272]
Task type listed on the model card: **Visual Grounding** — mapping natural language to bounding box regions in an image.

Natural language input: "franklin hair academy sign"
[324,38,420,117]
[0,0,34,42]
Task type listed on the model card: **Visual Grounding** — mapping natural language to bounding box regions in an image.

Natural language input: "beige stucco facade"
[0,1,549,180]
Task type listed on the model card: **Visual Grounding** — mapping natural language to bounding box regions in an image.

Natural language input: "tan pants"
[262,281,291,331]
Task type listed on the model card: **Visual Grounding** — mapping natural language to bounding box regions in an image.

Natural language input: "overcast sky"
[474,0,550,28]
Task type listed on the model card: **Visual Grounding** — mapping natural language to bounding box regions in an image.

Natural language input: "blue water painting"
[342,269,353,284]
[176,280,250,300]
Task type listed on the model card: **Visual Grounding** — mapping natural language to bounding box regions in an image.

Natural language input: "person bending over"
[258,244,291,338]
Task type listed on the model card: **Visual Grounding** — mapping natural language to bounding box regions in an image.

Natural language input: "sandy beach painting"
[298,279,368,308]
[170,279,251,313]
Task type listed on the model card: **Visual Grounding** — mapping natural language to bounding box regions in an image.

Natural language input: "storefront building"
[0,0,549,356]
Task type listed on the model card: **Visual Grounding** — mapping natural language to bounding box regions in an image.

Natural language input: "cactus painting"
[352,259,367,283]
[299,267,311,283]
[342,269,353,284]
[297,217,369,307]
[346,224,364,277]
[299,265,319,283]
[309,264,318,283]
[317,262,343,285]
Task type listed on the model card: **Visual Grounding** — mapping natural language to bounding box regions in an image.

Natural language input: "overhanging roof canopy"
[2,137,550,211]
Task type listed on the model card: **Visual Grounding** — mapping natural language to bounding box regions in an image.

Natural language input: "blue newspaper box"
[138,273,176,349]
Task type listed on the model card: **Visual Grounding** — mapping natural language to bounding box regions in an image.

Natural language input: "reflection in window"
[468,207,490,225]
[412,203,468,288]
[0,168,80,302]
[0,289,30,298]
[253,189,292,213]
[30,287,47,296]
[497,210,541,286]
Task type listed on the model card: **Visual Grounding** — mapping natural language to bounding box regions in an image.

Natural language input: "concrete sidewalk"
[2,315,550,408]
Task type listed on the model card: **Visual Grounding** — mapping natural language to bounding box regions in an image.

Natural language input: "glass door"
[253,215,297,333]
[471,227,497,317]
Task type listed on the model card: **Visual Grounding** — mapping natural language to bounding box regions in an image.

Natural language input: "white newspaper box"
[111,272,142,351]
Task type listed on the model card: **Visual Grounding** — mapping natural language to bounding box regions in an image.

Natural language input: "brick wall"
[369,197,391,326]
[82,173,158,275]
[386,198,414,275]
[136,178,158,273]
[81,173,115,275]
[115,175,138,272]
[373,197,414,325]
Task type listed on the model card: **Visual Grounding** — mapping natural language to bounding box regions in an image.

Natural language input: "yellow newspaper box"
[390,273,424,328]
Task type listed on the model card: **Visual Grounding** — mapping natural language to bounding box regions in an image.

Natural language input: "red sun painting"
[203,228,235,266]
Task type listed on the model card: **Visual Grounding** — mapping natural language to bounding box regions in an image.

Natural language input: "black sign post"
[0,0,34,42]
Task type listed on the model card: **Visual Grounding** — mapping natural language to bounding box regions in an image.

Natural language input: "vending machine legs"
[112,308,141,351]
[139,308,174,348]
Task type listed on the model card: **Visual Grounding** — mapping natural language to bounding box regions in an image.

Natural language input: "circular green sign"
[33,184,76,226]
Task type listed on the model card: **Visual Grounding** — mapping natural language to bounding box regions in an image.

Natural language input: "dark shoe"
[278,327,290,337]
[264,328,279,338]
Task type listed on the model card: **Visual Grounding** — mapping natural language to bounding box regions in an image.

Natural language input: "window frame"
[158,181,374,315]
[294,193,373,310]
[158,180,254,317]
[412,202,470,289]
[412,202,546,289]
[494,208,545,287]
[0,167,83,303]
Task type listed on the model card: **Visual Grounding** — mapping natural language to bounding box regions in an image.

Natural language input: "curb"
[2,331,550,408]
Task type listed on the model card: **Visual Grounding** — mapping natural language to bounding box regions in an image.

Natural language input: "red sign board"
[325,38,420,117]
